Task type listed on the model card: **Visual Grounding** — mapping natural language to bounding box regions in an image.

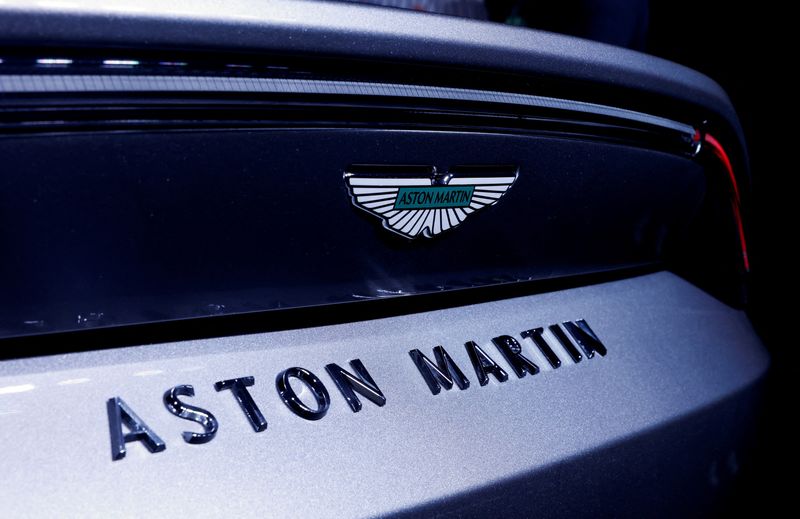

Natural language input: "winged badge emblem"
[345,166,518,239]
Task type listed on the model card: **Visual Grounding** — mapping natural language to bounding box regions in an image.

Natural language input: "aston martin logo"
[345,165,518,239]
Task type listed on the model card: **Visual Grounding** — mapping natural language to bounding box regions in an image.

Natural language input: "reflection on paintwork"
[57,378,90,386]
[133,370,164,377]
[0,383,35,395]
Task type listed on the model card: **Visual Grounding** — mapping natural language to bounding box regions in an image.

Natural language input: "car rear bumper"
[0,272,768,517]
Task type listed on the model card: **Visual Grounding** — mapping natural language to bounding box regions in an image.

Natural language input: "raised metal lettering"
[163,385,219,444]
[464,341,508,386]
[106,396,166,461]
[563,320,607,358]
[276,367,331,421]
[325,359,386,413]
[409,346,470,395]
[491,335,539,378]
[214,377,267,432]
[549,324,583,363]
[520,328,562,369]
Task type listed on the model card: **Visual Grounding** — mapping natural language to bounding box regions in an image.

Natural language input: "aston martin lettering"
[107,319,604,461]
[345,165,517,238]
[394,186,474,209]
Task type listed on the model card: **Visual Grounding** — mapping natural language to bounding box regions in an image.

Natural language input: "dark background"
[649,3,786,514]
[490,0,789,512]
[648,3,790,513]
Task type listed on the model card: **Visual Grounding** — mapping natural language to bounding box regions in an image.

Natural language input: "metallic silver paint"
[0,0,743,154]
[0,273,768,517]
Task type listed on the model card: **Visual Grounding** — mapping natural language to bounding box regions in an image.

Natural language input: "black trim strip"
[0,265,660,361]
[0,74,696,137]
